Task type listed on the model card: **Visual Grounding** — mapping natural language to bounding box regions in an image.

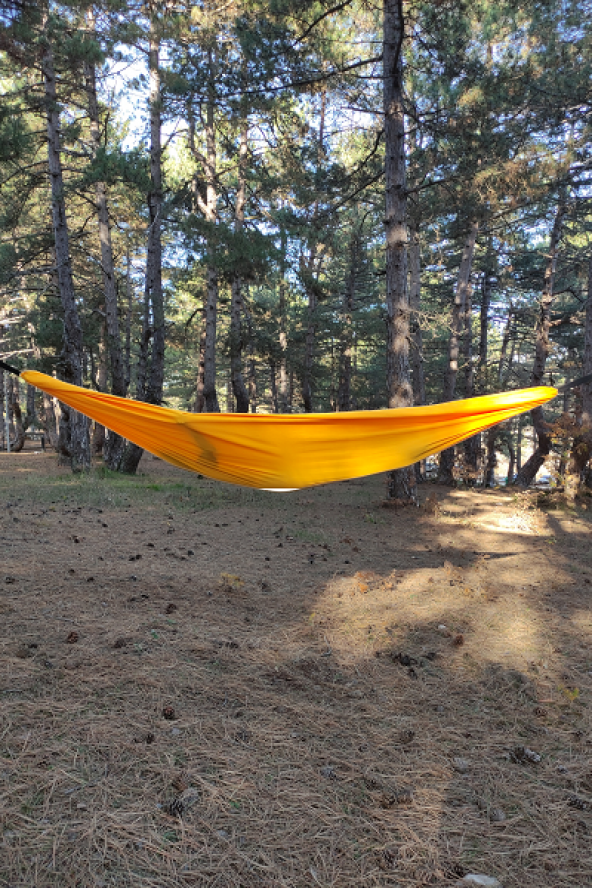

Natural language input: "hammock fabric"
[20,370,556,490]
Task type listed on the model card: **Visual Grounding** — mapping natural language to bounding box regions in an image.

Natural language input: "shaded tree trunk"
[279,225,289,413]
[194,308,206,412]
[515,193,566,487]
[92,315,108,455]
[84,6,127,467]
[270,360,279,413]
[438,219,479,484]
[42,11,90,471]
[120,21,165,473]
[383,0,416,502]
[462,284,479,478]
[230,118,249,412]
[337,225,359,411]
[8,377,25,452]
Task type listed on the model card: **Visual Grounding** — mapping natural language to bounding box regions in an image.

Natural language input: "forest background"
[0,0,591,500]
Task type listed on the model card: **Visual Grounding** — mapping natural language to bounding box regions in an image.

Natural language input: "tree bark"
[438,219,479,484]
[230,118,250,412]
[84,6,127,467]
[514,193,566,487]
[8,377,25,452]
[383,0,416,502]
[462,284,479,478]
[245,305,257,412]
[337,225,359,411]
[42,9,90,471]
[270,360,279,413]
[120,18,165,473]
[194,308,206,412]
[278,224,289,413]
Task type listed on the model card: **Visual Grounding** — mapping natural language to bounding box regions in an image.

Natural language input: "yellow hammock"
[21,369,556,491]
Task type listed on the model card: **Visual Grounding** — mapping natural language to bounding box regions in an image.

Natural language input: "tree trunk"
[408,214,425,408]
[245,306,257,412]
[302,280,318,413]
[337,225,359,411]
[42,10,90,471]
[484,427,497,487]
[514,193,566,488]
[438,219,479,484]
[279,225,289,413]
[462,284,479,478]
[120,21,164,474]
[92,315,108,455]
[230,118,250,412]
[84,7,127,467]
[8,377,25,452]
[194,308,206,412]
[25,384,36,429]
[124,239,133,392]
[270,360,279,413]
[565,254,592,498]
[383,0,416,502]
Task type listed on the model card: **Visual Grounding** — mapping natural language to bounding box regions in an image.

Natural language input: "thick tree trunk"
[42,13,90,471]
[337,226,359,411]
[230,119,249,412]
[84,8,127,467]
[438,220,479,484]
[120,23,164,474]
[515,194,566,488]
[383,0,415,502]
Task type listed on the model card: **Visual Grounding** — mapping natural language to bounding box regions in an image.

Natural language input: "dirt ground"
[1,447,591,888]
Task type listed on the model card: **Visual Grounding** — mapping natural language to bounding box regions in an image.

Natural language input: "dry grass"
[1,450,591,887]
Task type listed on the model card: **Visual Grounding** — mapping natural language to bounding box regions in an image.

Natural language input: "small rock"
[320,765,337,780]
[452,757,469,774]
[457,876,503,888]
[509,745,541,764]
[162,705,176,720]
[490,807,506,822]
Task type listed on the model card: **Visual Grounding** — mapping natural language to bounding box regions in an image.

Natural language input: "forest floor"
[1,447,591,888]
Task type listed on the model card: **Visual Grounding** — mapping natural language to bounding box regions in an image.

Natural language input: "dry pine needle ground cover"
[1,448,591,888]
